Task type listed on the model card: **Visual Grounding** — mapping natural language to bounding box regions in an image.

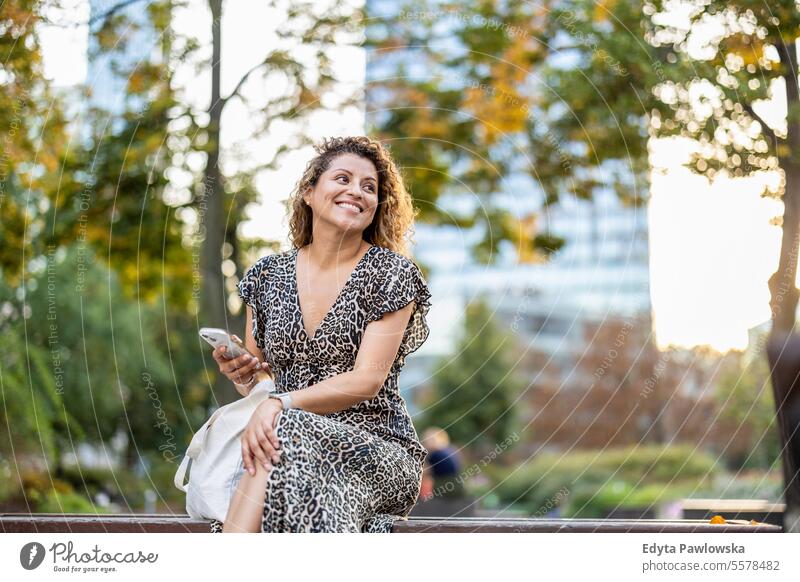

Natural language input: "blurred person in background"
[422,427,464,499]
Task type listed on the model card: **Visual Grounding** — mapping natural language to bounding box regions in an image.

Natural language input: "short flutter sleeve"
[238,255,276,347]
[367,253,433,359]
[237,255,270,309]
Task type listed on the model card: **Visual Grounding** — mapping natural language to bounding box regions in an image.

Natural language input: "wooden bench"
[0,513,782,533]
[681,499,785,527]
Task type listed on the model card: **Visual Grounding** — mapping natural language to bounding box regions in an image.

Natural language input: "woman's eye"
[336,175,375,193]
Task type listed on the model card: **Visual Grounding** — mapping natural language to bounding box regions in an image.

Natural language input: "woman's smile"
[335,201,362,214]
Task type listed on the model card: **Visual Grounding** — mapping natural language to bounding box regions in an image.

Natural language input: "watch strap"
[270,392,294,410]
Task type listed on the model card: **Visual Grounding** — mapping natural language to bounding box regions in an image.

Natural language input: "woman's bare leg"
[222,463,271,533]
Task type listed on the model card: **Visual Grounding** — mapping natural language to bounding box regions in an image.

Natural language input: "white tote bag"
[174,378,276,522]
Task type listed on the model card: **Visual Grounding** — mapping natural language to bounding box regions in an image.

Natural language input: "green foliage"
[0,0,221,488]
[418,298,524,451]
[694,469,783,502]
[56,458,185,511]
[0,286,70,462]
[488,444,718,516]
[0,0,79,284]
[75,1,198,309]
[22,245,173,445]
[715,343,781,470]
[567,480,698,518]
[33,488,100,514]
[2,243,209,489]
[14,469,100,513]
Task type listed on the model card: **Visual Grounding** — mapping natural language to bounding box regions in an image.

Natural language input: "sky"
[648,138,784,350]
[36,0,790,353]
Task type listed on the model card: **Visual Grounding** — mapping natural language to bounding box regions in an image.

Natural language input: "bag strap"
[172,414,214,492]
[186,420,213,457]
[174,454,191,492]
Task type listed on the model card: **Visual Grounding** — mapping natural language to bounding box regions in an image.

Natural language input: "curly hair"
[286,136,419,258]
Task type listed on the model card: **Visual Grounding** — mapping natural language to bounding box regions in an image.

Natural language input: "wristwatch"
[269,392,295,410]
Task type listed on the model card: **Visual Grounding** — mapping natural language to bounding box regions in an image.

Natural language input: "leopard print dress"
[210,244,431,533]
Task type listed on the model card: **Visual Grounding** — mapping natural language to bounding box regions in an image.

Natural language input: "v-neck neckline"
[292,244,376,342]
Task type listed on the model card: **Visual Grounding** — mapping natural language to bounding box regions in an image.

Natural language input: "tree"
[419,298,524,457]
[21,244,207,469]
[1,0,206,494]
[644,1,800,337]
[365,0,660,263]
[642,0,800,531]
[0,0,80,281]
[0,280,70,466]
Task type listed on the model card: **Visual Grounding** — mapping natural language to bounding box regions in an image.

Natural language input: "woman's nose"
[348,184,365,197]
[345,188,365,201]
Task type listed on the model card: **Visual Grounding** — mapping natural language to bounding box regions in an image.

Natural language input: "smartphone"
[199,327,252,360]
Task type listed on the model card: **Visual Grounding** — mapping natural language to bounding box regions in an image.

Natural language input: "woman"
[210,136,432,533]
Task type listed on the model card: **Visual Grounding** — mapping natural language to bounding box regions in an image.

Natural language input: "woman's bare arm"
[288,301,415,414]
[242,305,270,369]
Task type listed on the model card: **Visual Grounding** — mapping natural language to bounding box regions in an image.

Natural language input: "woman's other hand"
[241,399,283,476]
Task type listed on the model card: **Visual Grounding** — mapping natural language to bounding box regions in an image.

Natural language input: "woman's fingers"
[219,353,261,383]
[241,437,254,476]
[229,354,259,373]
[241,432,272,476]
[220,353,249,374]
[243,356,261,374]
[214,346,236,370]
[257,428,281,465]
[252,404,282,451]
[255,432,276,466]
[250,433,274,470]
[263,423,281,451]
[212,345,227,363]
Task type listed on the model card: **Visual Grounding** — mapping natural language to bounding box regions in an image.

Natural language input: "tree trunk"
[768,164,800,334]
[768,163,800,532]
[769,41,800,337]
[200,0,233,405]
[766,39,800,532]
[765,333,800,532]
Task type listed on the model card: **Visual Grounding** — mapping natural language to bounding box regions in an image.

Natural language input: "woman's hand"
[241,398,283,476]
[212,334,263,392]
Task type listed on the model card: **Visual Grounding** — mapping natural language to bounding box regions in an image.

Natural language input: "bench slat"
[0,513,782,533]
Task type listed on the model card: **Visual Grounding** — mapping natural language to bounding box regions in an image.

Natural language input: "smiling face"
[302,153,379,237]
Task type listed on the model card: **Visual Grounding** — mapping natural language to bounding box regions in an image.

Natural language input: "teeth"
[337,202,361,213]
